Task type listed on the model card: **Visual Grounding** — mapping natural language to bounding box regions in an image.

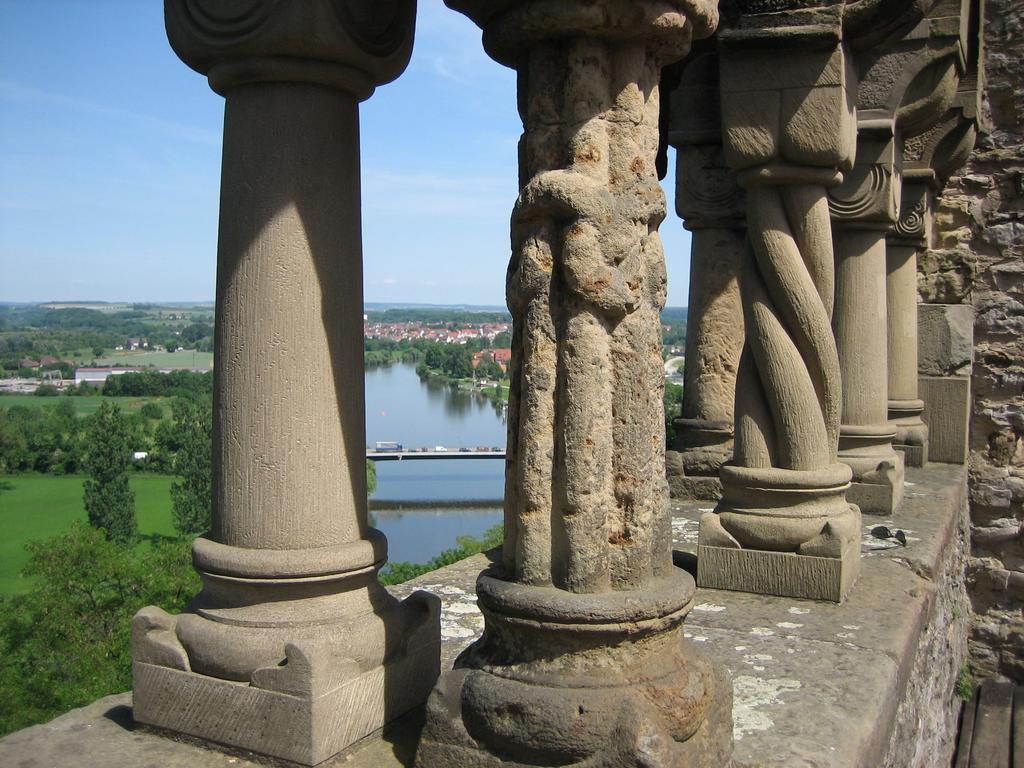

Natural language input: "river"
[364,363,505,564]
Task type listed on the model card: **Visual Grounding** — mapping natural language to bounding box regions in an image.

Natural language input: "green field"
[0,474,175,595]
[0,394,168,417]
[92,349,213,369]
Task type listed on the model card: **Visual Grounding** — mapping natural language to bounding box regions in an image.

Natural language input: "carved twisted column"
[828,124,906,514]
[131,4,440,765]
[697,28,863,602]
[665,45,746,501]
[418,2,733,766]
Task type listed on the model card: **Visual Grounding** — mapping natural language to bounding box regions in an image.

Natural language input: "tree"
[479,360,504,381]
[0,523,197,735]
[140,401,163,420]
[366,459,377,497]
[664,381,683,449]
[167,398,212,536]
[82,402,137,545]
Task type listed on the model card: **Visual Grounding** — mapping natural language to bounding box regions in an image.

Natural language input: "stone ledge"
[0,465,969,768]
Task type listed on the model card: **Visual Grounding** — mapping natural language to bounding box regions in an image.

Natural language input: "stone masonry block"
[918,303,974,376]
[920,375,971,464]
[697,540,860,603]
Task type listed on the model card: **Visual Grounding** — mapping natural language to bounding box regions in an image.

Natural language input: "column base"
[697,540,860,602]
[839,424,905,515]
[666,418,732,500]
[416,568,733,767]
[131,532,441,766]
[697,463,861,602]
[888,398,929,468]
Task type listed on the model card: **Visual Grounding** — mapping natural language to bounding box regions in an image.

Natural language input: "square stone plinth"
[848,475,904,516]
[133,633,439,767]
[697,541,860,603]
[894,441,926,468]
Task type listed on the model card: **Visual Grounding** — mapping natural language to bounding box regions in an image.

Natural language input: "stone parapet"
[0,465,971,768]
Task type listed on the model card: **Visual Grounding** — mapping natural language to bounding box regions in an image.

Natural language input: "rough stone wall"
[881,486,970,768]
[926,0,1024,681]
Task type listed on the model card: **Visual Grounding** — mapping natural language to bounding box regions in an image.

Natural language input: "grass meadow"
[91,349,213,369]
[0,394,169,417]
[0,474,175,595]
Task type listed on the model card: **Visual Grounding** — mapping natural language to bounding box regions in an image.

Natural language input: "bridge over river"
[366,448,506,461]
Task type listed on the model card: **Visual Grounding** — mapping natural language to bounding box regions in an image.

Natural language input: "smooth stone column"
[666,48,746,501]
[887,180,933,466]
[418,2,733,766]
[131,3,440,766]
[852,0,977,469]
[829,126,905,515]
[697,32,862,603]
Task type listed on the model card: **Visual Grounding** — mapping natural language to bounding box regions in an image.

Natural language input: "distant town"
[0,302,686,393]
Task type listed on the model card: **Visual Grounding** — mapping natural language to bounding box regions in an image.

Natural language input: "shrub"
[378,524,503,586]
[0,524,197,736]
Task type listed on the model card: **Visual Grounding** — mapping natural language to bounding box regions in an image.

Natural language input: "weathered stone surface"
[925,0,1024,683]
[920,375,972,464]
[701,20,864,600]
[697,541,860,602]
[416,3,732,766]
[0,466,970,768]
[919,303,975,376]
[665,47,745,494]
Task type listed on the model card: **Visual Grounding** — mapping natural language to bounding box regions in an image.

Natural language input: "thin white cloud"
[362,168,513,218]
[411,2,508,87]
[0,79,220,147]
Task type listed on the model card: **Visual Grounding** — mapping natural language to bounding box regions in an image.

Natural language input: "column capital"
[719,40,857,183]
[855,0,972,134]
[164,0,416,98]
[901,98,979,187]
[668,47,746,228]
[888,178,934,247]
[444,0,719,69]
[828,122,901,230]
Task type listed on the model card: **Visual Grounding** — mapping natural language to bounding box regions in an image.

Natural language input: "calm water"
[364,363,505,564]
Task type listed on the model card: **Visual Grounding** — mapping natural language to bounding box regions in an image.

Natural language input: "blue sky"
[0,1,692,307]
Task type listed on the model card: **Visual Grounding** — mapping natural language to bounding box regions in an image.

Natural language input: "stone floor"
[0,465,969,768]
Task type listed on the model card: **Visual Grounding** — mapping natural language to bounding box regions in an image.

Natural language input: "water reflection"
[365,363,507,563]
[370,505,503,564]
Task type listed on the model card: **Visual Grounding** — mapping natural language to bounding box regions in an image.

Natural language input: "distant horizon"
[0,300,690,312]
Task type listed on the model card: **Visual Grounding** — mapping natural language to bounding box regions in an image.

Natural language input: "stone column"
[665,45,746,501]
[417,2,733,766]
[887,179,933,465]
[697,29,863,602]
[131,4,440,766]
[828,124,906,515]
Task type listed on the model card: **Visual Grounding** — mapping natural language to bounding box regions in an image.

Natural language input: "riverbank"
[414,363,509,408]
